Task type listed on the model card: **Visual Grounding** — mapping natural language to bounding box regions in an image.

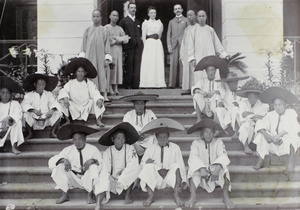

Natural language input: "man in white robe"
[104,10,129,95]
[138,118,186,207]
[95,122,140,209]
[0,77,24,154]
[121,92,158,156]
[187,10,228,82]
[253,87,300,171]
[22,74,61,140]
[235,79,269,154]
[48,124,102,204]
[58,58,105,127]
[185,119,235,209]
[192,57,226,122]
[180,10,197,95]
[214,72,249,135]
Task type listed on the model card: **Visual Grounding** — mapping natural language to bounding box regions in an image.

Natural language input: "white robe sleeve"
[255,112,271,133]
[9,101,22,122]
[125,144,139,168]
[102,148,112,176]
[48,147,68,170]
[188,140,207,174]
[47,91,61,112]
[57,81,71,101]
[21,92,35,112]
[87,80,104,102]
[174,143,187,182]
[211,139,230,169]
[211,28,227,58]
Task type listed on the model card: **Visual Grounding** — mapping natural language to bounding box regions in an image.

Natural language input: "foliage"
[223,52,248,74]
[240,77,265,91]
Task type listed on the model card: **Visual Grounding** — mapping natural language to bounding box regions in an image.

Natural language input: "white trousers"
[215,106,239,130]
[193,93,221,117]
[0,120,24,147]
[239,119,255,145]
[51,163,100,193]
[24,110,61,130]
[139,163,181,192]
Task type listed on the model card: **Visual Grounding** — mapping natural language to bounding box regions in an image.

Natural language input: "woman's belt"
[146,34,159,40]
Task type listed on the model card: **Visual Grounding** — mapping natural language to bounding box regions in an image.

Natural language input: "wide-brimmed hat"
[187,119,223,134]
[64,58,97,79]
[235,77,264,98]
[260,86,299,104]
[23,73,58,92]
[140,118,185,135]
[215,72,249,82]
[57,123,99,140]
[120,91,159,102]
[98,122,139,146]
[0,76,24,94]
[195,56,228,72]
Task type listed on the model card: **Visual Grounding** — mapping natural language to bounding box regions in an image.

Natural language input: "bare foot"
[25,133,33,140]
[185,197,196,207]
[50,132,57,138]
[56,193,70,204]
[87,192,96,204]
[12,146,21,155]
[124,194,133,204]
[231,132,239,141]
[244,145,253,155]
[224,197,235,209]
[253,158,264,170]
[174,193,184,206]
[143,195,154,206]
[96,118,105,127]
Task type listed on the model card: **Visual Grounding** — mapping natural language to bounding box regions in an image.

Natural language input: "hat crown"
[226,72,238,79]
[240,77,264,91]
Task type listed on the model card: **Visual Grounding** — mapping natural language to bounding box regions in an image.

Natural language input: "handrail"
[0,39,37,44]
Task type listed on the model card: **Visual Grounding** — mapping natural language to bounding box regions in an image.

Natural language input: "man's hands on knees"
[83,159,99,172]
[96,99,103,109]
[62,98,70,108]
[199,167,210,180]
[211,164,222,181]
[29,109,42,116]
[146,158,154,164]
[62,159,71,172]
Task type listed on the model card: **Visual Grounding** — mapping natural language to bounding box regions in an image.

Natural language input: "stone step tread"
[103,113,196,117]
[1,165,299,175]
[105,102,193,106]
[0,150,252,159]
[1,181,300,192]
[1,197,300,210]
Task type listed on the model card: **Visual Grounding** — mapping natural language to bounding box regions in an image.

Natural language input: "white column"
[222,0,283,80]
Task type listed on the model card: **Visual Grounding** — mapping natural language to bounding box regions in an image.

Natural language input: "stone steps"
[0,150,259,167]
[19,137,244,152]
[1,166,299,184]
[1,181,300,200]
[2,197,300,210]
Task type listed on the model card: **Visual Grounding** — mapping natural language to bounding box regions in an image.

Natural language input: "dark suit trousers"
[123,45,142,89]
[169,44,183,88]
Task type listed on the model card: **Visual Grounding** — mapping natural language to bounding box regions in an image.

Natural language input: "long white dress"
[139,19,166,88]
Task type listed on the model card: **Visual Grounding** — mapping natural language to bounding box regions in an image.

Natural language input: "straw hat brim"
[140,118,185,135]
[260,87,299,104]
[0,76,24,94]
[195,55,228,72]
[235,89,263,98]
[120,94,159,102]
[187,119,223,134]
[57,123,99,140]
[23,74,58,92]
[215,75,249,82]
[98,122,139,146]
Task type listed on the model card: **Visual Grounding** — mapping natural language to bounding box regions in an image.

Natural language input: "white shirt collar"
[176,14,183,18]
[128,13,135,21]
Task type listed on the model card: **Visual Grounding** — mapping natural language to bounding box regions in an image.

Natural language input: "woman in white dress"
[139,6,166,88]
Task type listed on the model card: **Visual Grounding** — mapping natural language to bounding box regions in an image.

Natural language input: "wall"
[222,0,283,80]
[37,0,97,73]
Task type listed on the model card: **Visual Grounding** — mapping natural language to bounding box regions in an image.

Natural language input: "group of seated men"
[0,55,299,209]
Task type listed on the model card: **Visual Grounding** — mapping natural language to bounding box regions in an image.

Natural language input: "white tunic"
[238,100,269,144]
[94,144,140,203]
[187,138,231,193]
[254,109,300,159]
[58,79,105,121]
[22,91,61,130]
[48,144,102,193]
[0,100,24,147]
[139,142,187,192]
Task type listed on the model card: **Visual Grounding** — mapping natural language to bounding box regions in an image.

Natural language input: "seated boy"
[58,58,105,127]
[95,122,140,209]
[214,72,249,135]
[185,118,235,209]
[0,76,25,154]
[121,92,158,156]
[235,78,269,154]
[192,56,226,122]
[138,118,187,206]
[22,73,61,139]
[48,124,102,204]
[253,87,300,172]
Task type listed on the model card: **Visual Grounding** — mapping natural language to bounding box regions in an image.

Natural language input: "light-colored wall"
[37,0,97,73]
[222,0,283,80]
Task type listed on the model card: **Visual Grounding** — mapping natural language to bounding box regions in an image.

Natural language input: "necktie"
[161,146,164,168]
[78,149,84,174]
[209,81,212,92]
[276,115,281,134]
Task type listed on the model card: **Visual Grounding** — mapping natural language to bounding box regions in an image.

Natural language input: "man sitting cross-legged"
[22,73,61,139]
[253,87,300,172]
[48,124,102,204]
[185,118,235,209]
[95,122,140,210]
[138,118,187,206]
